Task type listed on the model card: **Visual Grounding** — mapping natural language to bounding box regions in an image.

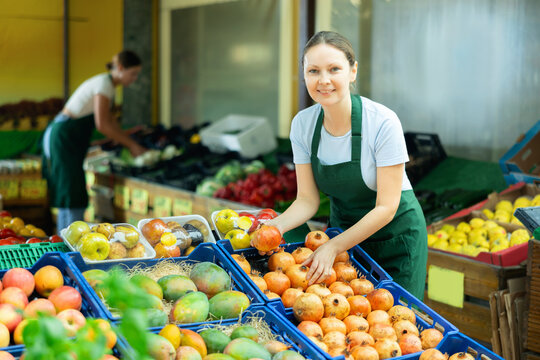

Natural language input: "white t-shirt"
[64,73,115,118]
[290,96,412,191]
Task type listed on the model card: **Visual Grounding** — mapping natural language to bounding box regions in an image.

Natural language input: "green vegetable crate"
[0,242,70,270]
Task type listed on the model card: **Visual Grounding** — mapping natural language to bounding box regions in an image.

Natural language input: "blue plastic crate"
[269,280,459,360]
[68,242,264,325]
[116,303,322,360]
[216,227,392,305]
[436,332,504,360]
[0,252,105,355]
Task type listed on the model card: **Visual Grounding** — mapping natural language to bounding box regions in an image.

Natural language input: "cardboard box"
[500,120,540,184]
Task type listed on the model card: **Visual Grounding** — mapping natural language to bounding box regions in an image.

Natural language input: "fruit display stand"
[0,252,105,355]
[423,248,526,344]
[117,303,323,360]
[269,281,459,360]
[67,242,264,325]
[524,239,540,356]
[0,242,69,270]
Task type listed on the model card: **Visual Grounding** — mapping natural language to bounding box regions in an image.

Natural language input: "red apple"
[0,350,15,360]
[0,287,28,309]
[48,235,63,243]
[0,323,9,347]
[26,237,43,244]
[24,298,56,318]
[0,303,23,332]
[56,308,86,337]
[2,268,35,296]
[49,286,82,311]
[141,219,167,247]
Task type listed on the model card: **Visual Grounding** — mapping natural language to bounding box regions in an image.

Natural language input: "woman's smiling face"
[303,43,357,107]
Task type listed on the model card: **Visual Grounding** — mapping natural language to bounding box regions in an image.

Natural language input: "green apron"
[42,113,96,208]
[310,95,428,300]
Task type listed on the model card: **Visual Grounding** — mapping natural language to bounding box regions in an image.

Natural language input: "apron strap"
[311,108,325,159]
[350,95,362,162]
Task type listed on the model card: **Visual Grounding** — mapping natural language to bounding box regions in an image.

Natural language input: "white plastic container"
[61,223,156,264]
[137,214,216,244]
[200,114,277,158]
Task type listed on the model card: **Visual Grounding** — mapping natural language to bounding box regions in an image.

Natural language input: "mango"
[180,328,207,357]
[230,325,258,342]
[208,290,250,320]
[223,338,271,360]
[146,308,168,328]
[203,354,235,360]
[131,274,163,299]
[272,350,306,360]
[189,262,231,298]
[147,333,176,360]
[199,328,231,354]
[169,291,209,323]
[158,274,197,301]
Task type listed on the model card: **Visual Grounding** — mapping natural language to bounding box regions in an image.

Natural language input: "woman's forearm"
[273,196,320,234]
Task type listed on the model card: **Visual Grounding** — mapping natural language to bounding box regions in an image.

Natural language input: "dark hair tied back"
[106,50,141,70]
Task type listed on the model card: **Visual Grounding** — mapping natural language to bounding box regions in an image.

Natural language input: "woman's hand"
[302,240,340,285]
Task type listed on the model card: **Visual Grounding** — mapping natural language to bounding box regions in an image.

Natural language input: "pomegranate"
[323,330,347,349]
[250,225,282,252]
[306,283,332,299]
[374,338,402,359]
[420,349,448,360]
[281,287,304,308]
[347,295,371,317]
[319,315,347,335]
[291,247,313,264]
[388,305,416,324]
[328,347,353,360]
[368,323,397,341]
[231,254,251,273]
[349,277,375,295]
[293,293,324,322]
[263,269,291,295]
[249,271,268,291]
[285,264,309,290]
[328,281,354,298]
[449,352,475,360]
[343,315,369,333]
[268,248,296,271]
[420,328,444,349]
[322,293,350,320]
[322,268,337,286]
[347,331,375,348]
[305,230,329,251]
[263,289,280,299]
[297,321,323,338]
[366,288,394,311]
[334,251,350,263]
[308,335,328,352]
[350,345,378,360]
[393,319,419,339]
[263,340,290,354]
[333,262,358,282]
[367,309,391,326]
[399,333,423,355]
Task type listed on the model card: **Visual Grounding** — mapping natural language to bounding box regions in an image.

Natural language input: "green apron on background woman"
[310,95,428,300]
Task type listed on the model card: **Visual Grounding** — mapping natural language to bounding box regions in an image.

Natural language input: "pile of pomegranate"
[231,230,471,360]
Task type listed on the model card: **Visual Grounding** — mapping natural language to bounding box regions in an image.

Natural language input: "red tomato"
[238,212,257,222]
[48,235,63,243]
[0,237,19,246]
[26,237,43,244]
[0,229,16,239]
[257,208,278,219]
[0,210,11,217]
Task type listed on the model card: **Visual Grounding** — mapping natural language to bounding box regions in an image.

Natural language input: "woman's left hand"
[302,240,340,285]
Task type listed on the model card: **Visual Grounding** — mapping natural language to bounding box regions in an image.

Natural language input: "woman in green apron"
[265,31,428,300]
[43,50,147,233]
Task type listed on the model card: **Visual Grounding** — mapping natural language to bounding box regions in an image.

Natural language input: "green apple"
[113,225,139,249]
[64,221,91,246]
[77,232,110,261]
[215,209,239,234]
[92,223,115,239]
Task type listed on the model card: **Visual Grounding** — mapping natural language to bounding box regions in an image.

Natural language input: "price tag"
[173,198,192,215]
[0,180,19,199]
[20,179,47,199]
[427,265,464,308]
[154,196,172,218]
[131,188,149,215]
[114,185,130,210]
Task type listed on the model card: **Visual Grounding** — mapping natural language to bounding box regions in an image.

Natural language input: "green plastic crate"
[0,242,70,270]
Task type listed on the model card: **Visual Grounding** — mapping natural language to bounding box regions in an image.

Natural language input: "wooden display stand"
[423,249,526,344]
[525,239,540,355]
